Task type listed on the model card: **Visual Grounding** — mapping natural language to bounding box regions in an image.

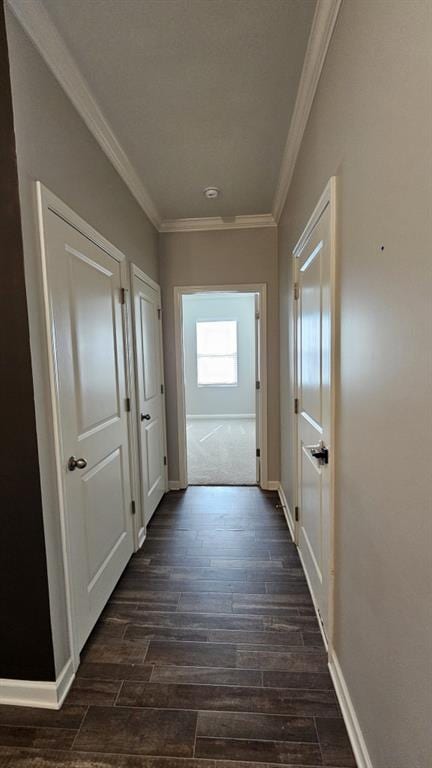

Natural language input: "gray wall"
[183,293,255,417]
[5,9,159,676]
[0,0,55,682]
[160,227,279,483]
[278,1,432,765]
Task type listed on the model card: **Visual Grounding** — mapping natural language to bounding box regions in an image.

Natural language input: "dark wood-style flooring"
[0,487,356,767]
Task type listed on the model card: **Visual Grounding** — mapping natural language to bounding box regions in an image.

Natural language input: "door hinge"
[163,456,167,466]
[125,397,131,412]
[256,381,261,390]
[295,505,299,522]
[131,499,136,515]
[120,287,128,305]
[255,312,260,320]
[157,307,162,319]
[161,383,164,394]
[256,448,260,458]
[294,282,299,300]
[294,397,299,414]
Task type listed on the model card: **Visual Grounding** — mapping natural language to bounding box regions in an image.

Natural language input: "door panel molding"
[293,176,337,655]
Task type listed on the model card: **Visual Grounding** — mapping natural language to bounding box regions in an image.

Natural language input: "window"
[196,320,238,386]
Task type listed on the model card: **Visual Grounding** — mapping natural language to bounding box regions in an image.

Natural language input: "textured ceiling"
[41,0,316,220]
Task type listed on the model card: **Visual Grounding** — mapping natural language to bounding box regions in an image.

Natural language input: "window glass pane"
[196,320,237,356]
[197,355,238,385]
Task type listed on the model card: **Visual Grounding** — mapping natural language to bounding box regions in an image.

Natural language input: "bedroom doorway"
[175,286,267,487]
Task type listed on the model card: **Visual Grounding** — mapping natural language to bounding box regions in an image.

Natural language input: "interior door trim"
[173,283,268,490]
[292,176,337,657]
[36,182,131,673]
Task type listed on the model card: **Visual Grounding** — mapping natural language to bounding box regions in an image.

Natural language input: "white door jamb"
[173,284,268,489]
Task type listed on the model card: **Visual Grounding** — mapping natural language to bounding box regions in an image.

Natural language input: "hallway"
[0,487,355,767]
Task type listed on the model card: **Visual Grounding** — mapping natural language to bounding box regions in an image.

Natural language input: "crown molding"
[8,0,341,232]
[160,213,277,233]
[272,0,342,222]
[7,0,162,230]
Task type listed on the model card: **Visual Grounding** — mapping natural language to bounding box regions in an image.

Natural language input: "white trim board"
[186,414,255,420]
[272,0,342,221]
[7,0,161,230]
[329,653,374,768]
[160,214,276,233]
[277,483,295,541]
[262,480,279,491]
[0,659,74,710]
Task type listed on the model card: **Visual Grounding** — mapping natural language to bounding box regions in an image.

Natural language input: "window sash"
[195,320,238,386]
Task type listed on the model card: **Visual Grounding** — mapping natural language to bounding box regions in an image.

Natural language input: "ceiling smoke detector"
[203,186,220,200]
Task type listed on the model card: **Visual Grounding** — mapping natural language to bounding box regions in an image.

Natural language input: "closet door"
[44,207,133,653]
[132,266,167,525]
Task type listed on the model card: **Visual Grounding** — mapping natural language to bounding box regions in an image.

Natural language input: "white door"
[132,268,167,524]
[45,210,133,654]
[254,293,261,484]
[296,204,332,635]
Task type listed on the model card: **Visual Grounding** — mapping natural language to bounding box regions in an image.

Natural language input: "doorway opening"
[176,287,266,486]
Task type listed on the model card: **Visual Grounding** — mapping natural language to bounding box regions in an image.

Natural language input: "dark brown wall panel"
[0,0,55,681]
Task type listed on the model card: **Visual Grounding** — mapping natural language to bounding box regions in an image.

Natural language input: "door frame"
[173,283,268,489]
[36,182,133,671]
[292,177,337,654]
[130,263,168,542]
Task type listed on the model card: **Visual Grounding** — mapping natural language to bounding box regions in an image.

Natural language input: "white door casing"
[174,284,268,489]
[131,265,167,525]
[294,178,336,644]
[38,188,134,663]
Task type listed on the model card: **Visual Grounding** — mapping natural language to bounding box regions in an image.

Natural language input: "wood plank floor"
[0,487,356,767]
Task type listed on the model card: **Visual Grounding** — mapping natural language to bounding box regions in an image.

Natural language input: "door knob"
[68,456,88,471]
[141,413,151,421]
[305,440,329,465]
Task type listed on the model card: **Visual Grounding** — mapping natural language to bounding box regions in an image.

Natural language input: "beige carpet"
[186,417,256,485]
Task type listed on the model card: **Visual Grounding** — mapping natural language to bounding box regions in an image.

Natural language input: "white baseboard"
[276,483,295,541]
[168,480,182,490]
[137,525,146,549]
[329,652,374,768]
[261,480,280,491]
[0,658,75,710]
[186,414,255,420]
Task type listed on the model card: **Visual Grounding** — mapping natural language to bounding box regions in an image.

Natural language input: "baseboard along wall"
[0,658,75,710]
[186,413,255,420]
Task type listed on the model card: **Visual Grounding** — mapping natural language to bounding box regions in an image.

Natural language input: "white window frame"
[195,318,239,388]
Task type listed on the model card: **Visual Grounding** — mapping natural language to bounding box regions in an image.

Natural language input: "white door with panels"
[131,266,167,525]
[295,196,334,637]
[255,293,261,483]
[41,200,134,656]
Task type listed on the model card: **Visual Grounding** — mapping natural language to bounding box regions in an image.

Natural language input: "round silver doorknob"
[141,413,151,421]
[68,456,88,471]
